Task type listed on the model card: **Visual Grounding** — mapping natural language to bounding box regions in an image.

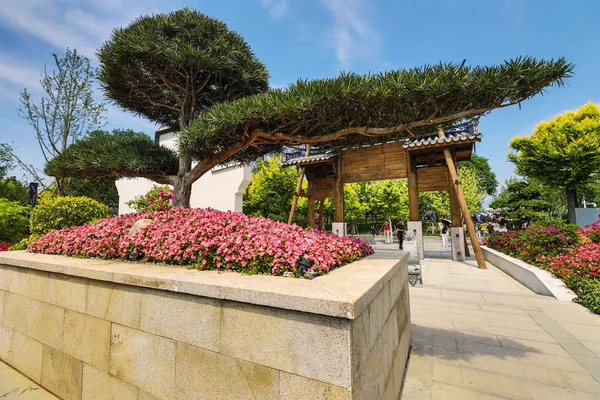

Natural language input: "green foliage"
[0,199,29,243]
[19,48,106,194]
[46,129,178,182]
[509,102,600,190]
[30,196,110,235]
[534,217,580,244]
[361,180,409,222]
[0,143,15,180]
[243,156,300,221]
[419,167,485,218]
[460,154,498,196]
[184,57,573,164]
[573,278,600,314]
[8,234,41,251]
[97,7,268,129]
[127,185,173,212]
[0,176,28,204]
[491,179,551,229]
[509,102,600,222]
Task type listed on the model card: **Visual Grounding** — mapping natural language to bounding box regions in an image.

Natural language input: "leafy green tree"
[0,143,15,180]
[460,154,498,196]
[19,48,106,194]
[0,177,28,204]
[508,102,600,223]
[361,180,409,222]
[50,54,572,208]
[243,155,300,221]
[490,178,552,229]
[419,167,485,218]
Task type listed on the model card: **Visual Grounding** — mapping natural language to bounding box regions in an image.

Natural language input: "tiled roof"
[402,130,482,149]
[281,151,338,166]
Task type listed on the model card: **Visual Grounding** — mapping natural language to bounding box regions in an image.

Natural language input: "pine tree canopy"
[182,57,573,164]
[45,130,178,183]
[97,8,269,129]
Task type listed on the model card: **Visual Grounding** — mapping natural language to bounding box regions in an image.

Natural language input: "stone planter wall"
[481,246,576,301]
[0,251,410,400]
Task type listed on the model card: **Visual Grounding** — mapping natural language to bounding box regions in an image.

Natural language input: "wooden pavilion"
[283,122,487,269]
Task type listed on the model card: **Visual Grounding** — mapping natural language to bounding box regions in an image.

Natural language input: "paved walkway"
[400,238,600,400]
[0,360,57,399]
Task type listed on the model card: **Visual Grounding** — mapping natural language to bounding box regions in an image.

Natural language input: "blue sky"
[1,0,599,199]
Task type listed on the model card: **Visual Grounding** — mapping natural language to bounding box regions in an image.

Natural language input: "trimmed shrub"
[0,198,29,243]
[28,208,373,277]
[8,234,40,251]
[573,278,600,314]
[126,185,173,213]
[30,196,110,235]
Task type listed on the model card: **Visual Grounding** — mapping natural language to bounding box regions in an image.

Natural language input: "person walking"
[396,219,406,250]
[383,220,392,244]
[370,221,376,238]
[480,222,487,238]
[441,221,450,248]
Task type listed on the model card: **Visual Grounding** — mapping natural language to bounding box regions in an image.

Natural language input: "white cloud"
[0,0,158,58]
[260,0,289,19]
[321,0,381,68]
[0,55,41,89]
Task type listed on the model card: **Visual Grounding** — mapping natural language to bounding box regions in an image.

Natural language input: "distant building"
[116,127,251,214]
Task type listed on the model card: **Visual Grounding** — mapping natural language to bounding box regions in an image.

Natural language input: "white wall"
[116,131,251,215]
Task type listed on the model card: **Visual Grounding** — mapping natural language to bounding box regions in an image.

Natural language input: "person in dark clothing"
[396,219,406,250]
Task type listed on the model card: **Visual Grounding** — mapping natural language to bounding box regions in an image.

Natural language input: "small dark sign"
[28,182,38,207]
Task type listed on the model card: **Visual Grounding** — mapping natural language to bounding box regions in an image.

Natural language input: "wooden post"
[288,145,311,224]
[307,198,315,229]
[438,128,487,269]
[307,178,315,229]
[407,152,419,221]
[334,154,344,222]
[449,185,461,228]
[318,198,325,230]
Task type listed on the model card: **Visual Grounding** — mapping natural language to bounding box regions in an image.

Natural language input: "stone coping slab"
[481,246,576,301]
[0,251,407,319]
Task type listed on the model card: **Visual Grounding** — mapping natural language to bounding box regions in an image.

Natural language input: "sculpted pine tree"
[48,11,573,209]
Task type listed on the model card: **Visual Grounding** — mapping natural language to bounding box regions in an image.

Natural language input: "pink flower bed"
[27,208,373,277]
[0,242,9,252]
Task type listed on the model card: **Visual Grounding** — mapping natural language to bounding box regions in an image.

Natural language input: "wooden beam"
[449,150,461,228]
[334,153,344,222]
[407,152,420,221]
[438,128,486,269]
[288,145,311,224]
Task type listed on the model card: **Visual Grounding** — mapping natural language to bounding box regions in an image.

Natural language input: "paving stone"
[82,364,139,400]
[41,345,83,400]
[63,310,111,371]
[140,289,221,352]
[176,343,280,400]
[86,281,141,329]
[221,301,350,388]
[0,359,58,399]
[279,372,350,400]
[46,274,88,313]
[27,299,64,350]
[403,254,600,400]
[109,324,176,400]
[7,330,43,384]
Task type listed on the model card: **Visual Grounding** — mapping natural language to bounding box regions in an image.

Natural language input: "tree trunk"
[57,177,65,196]
[172,174,192,208]
[566,188,578,224]
[172,117,193,208]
